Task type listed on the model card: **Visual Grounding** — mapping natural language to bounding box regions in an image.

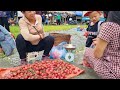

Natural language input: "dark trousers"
[57,19,61,25]
[0,17,10,32]
[86,36,96,47]
[16,34,54,59]
[85,37,93,47]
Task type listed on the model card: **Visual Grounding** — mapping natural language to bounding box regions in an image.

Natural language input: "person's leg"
[3,17,10,32]
[0,45,3,53]
[16,34,47,64]
[58,20,59,25]
[45,20,47,25]
[16,34,38,57]
[93,61,117,79]
[81,38,93,66]
[59,20,61,25]
[42,36,54,56]
[25,35,54,60]
[16,34,33,65]
[56,19,58,25]
[82,47,95,68]
[0,18,2,25]
[36,36,54,60]
[58,20,60,25]
[16,34,27,60]
[83,47,117,79]
[16,34,54,61]
[85,37,93,47]
[0,17,4,27]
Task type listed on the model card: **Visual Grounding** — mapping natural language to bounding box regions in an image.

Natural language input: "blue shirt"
[0,11,11,19]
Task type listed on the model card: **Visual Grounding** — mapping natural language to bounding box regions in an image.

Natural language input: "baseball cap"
[84,11,102,17]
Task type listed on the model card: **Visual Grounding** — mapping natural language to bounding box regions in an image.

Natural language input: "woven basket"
[49,33,71,46]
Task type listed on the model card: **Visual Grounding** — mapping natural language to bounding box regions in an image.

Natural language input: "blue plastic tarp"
[75,11,82,16]
[82,17,90,21]
[82,17,106,22]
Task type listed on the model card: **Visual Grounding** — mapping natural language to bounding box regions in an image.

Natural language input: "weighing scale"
[64,44,76,62]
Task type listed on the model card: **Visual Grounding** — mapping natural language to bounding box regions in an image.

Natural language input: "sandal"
[80,59,92,68]
[21,59,28,65]
[41,56,50,60]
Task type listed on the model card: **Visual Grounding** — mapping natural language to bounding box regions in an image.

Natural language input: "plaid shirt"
[84,22,120,79]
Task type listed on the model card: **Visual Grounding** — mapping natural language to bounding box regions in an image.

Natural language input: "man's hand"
[9,32,15,39]
[8,18,14,24]
[39,34,44,40]
[92,38,98,46]
[83,31,89,38]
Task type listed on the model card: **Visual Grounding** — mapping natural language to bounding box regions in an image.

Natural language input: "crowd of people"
[38,11,75,25]
[0,11,76,26]
[1,11,120,79]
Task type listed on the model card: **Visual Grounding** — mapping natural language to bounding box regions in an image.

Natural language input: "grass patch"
[0,53,6,58]
[10,24,87,38]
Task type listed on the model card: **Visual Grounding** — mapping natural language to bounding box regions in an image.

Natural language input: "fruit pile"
[1,59,84,79]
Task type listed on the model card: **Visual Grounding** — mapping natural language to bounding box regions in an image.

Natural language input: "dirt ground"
[0,28,100,79]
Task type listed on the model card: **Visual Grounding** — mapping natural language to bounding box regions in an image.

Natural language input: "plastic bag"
[50,42,67,59]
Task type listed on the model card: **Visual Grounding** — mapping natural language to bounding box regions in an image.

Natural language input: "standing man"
[56,13,61,25]
[0,11,11,32]
[41,13,46,25]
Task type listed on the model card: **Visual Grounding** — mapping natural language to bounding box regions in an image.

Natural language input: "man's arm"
[37,15,45,38]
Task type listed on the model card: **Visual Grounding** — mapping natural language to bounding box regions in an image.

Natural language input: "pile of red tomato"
[2,59,84,79]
